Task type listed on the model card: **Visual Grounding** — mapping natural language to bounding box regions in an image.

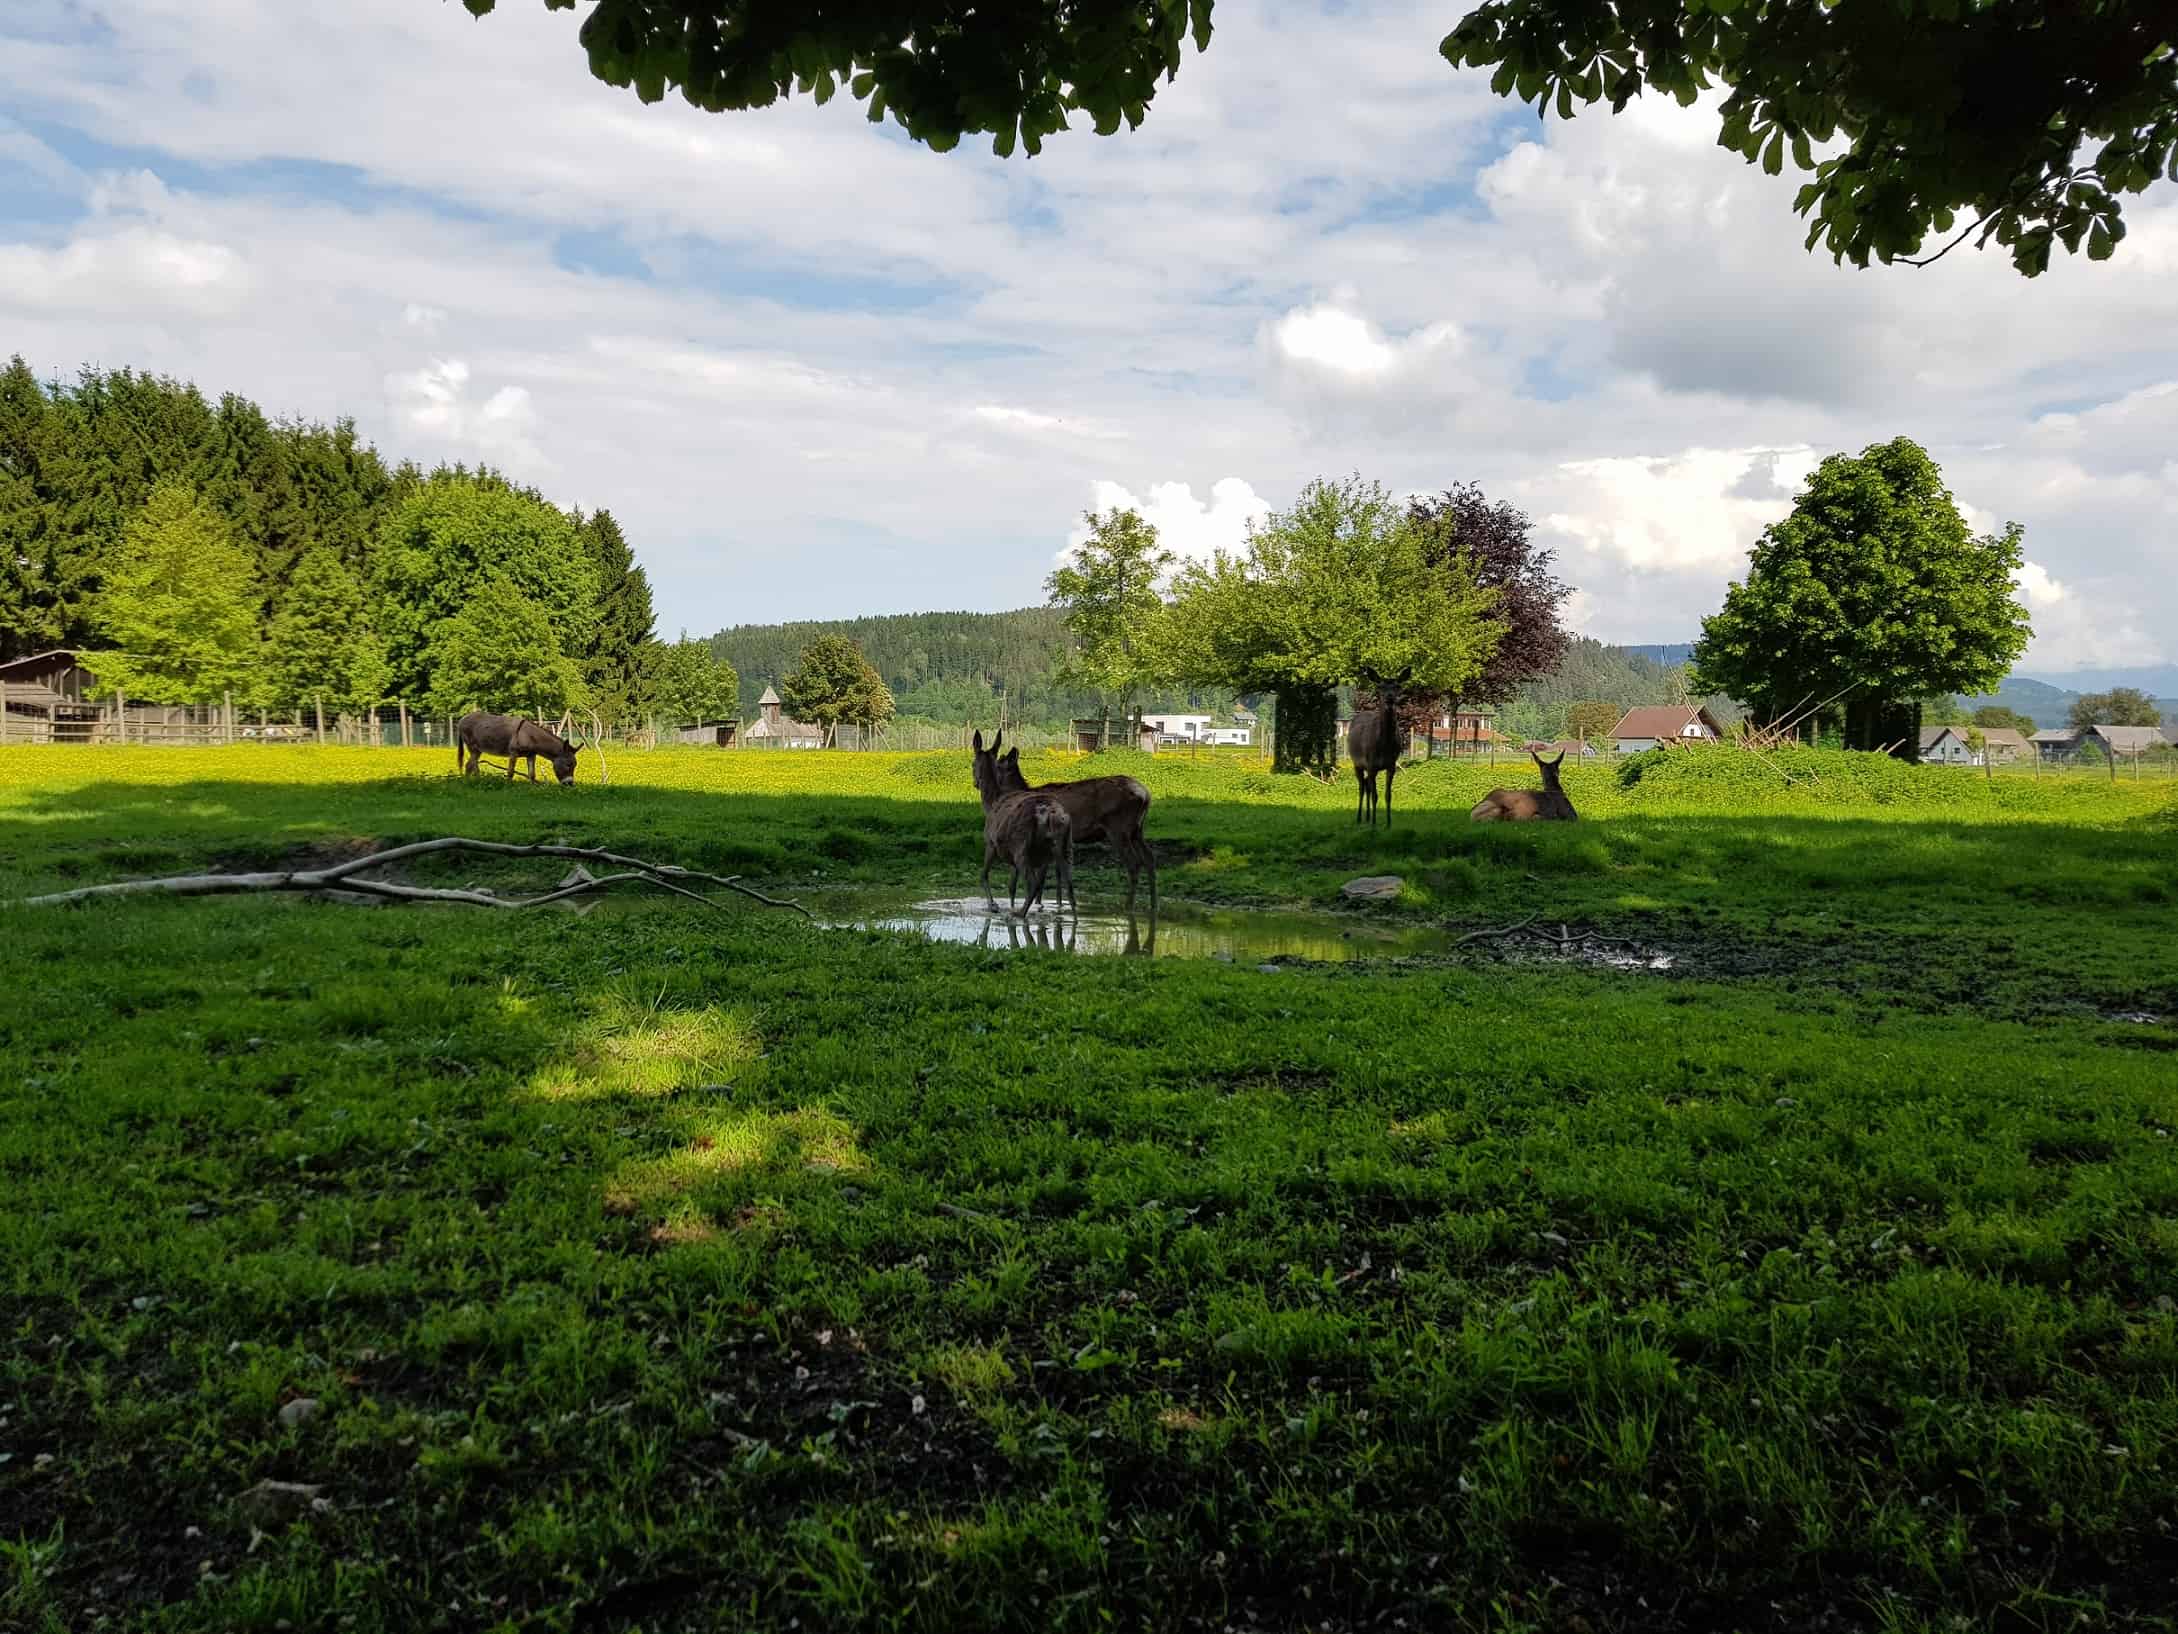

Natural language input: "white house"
[1919,725,1981,765]
[1611,705,1724,754]
[1140,712,1214,740]
[1204,726,1252,746]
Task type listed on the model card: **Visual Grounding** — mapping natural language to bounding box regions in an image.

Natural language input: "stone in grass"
[277,1398,323,1430]
[237,1479,325,1530]
[1340,875,1404,900]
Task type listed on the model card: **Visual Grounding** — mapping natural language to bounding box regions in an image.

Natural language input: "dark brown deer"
[1348,669,1410,827]
[992,736,1157,912]
[970,730,1075,916]
[1470,748,1578,822]
[456,711,583,784]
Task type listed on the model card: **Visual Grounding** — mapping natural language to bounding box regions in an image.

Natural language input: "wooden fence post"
[314,695,326,746]
[117,688,127,746]
[224,690,235,745]
[398,700,410,748]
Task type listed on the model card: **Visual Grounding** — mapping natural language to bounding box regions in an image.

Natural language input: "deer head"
[1529,746,1565,790]
[970,728,1003,803]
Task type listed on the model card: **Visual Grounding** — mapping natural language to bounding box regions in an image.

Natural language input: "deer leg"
[980,840,1002,911]
[1383,763,1396,830]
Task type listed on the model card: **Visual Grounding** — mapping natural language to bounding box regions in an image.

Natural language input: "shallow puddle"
[814,894,1453,963]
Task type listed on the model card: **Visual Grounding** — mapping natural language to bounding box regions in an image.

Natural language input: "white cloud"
[1063,478,1272,569]
[385,358,546,473]
[1532,446,1813,574]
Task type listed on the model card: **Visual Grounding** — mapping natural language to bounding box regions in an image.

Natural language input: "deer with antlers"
[456,711,586,785]
[989,733,1157,912]
[1470,747,1577,822]
[1349,669,1410,828]
[970,730,1075,916]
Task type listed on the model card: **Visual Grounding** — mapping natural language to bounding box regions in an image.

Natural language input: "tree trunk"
[1272,682,1337,775]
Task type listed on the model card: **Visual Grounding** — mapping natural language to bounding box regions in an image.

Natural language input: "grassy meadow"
[4,743,2176,1632]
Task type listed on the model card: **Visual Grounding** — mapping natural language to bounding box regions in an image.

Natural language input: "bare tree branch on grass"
[17,837,814,918]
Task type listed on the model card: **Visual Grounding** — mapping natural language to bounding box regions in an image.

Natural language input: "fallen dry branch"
[1453,913,1634,950]
[17,837,814,919]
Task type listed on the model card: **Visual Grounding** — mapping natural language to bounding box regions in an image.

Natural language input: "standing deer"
[456,711,583,784]
[970,730,1075,916]
[1348,669,1410,828]
[1470,748,1578,822]
[992,736,1157,912]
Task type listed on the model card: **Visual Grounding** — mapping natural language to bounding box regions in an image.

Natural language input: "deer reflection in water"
[974,908,1158,957]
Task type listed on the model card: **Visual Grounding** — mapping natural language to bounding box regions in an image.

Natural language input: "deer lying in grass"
[993,737,1157,912]
[970,730,1075,916]
[1349,670,1409,828]
[1470,748,1577,822]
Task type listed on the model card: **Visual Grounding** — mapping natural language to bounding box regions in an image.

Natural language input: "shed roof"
[0,648,85,681]
[2091,724,2166,753]
[2031,728,2078,743]
[1975,728,2030,750]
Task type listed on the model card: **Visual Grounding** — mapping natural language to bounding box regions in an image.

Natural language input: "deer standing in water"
[1470,748,1578,822]
[993,737,1157,913]
[970,730,1075,916]
[1348,670,1410,827]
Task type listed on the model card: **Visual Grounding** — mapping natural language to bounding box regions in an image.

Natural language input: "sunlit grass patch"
[526,985,763,1102]
[603,1106,872,1211]
[919,1343,1017,1399]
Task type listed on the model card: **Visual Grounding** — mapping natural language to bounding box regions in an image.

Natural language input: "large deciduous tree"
[1163,475,1504,774]
[427,577,588,721]
[262,548,391,719]
[2068,686,2162,729]
[1689,438,2032,757]
[1566,699,1620,742]
[83,481,259,706]
[460,0,1213,159]
[784,633,895,730]
[1046,507,1175,730]
[652,636,740,727]
[373,474,598,699]
[1403,483,1571,745]
[1441,0,2177,276]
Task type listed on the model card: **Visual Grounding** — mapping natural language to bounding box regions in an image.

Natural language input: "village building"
[742,685,824,748]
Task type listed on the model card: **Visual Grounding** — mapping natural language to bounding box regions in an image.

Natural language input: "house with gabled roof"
[1611,705,1723,754]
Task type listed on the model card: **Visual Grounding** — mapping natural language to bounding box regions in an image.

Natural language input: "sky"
[2,1,2174,676]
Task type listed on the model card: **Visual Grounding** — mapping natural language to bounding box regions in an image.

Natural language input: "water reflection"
[824,896,1444,963]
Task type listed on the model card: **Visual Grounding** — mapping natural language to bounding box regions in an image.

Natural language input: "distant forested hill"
[706,607,1119,726]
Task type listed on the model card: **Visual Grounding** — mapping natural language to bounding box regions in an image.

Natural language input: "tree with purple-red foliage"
[1390,484,1573,741]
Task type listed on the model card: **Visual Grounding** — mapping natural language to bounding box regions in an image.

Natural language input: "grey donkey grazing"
[1470,748,1578,822]
[993,738,1157,913]
[970,730,1075,916]
[456,711,583,784]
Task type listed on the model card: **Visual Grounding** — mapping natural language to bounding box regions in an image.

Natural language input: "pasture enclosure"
[4,745,2176,1633]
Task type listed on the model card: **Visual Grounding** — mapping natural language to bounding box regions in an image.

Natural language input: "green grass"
[4,745,2176,1632]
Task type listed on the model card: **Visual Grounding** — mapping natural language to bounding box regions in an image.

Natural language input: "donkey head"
[998,745,1028,792]
[550,742,581,784]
